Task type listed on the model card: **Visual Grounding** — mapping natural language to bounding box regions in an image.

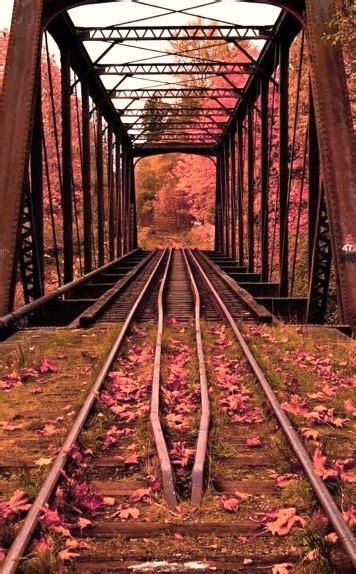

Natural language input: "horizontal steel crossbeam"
[112,88,240,99]
[98,62,253,75]
[118,107,233,116]
[77,25,274,42]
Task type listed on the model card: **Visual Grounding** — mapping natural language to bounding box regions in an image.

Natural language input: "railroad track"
[1,248,355,573]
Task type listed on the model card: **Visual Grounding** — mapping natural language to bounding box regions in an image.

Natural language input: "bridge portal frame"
[0,0,354,330]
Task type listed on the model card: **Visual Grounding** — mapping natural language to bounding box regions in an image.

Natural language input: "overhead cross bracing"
[77,24,274,42]
[63,0,285,150]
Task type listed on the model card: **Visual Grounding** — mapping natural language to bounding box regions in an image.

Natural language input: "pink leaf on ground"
[58,549,81,561]
[343,506,356,527]
[265,508,306,536]
[131,487,152,504]
[32,535,54,553]
[119,506,140,520]
[234,491,253,501]
[274,473,299,489]
[300,427,319,441]
[7,490,31,514]
[77,517,92,531]
[124,454,140,465]
[272,564,294,574]
[39,358,57,374]
[344,399,356,417]
[221,497,240,512]
[313,448,339,480]
[246,437,262,447]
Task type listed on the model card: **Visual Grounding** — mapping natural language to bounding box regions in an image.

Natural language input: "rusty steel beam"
[115,137,122,257]
[308,86,319,279]
[96,110,105,266]
[0,0,44,314]
[98,62,253,76]
[47,12,131,147]
[247,104,254,273]
[230,128,237,260]
[111,88,240,99]
[107,126,115,261]
[119,108,232,117]
[76,24,274,42]
[305,0,356,330]
[81,79,92,273]
[31,64,44,288]
[134,143,217,157]
[237,120,244,266]
[222,11,301,138]
[260,75,269,282]
[278,39,289,297]
[61,45,74,284]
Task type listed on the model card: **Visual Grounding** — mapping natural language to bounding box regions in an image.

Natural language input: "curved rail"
[182,249,210,505]
[150,248,178,510]
[187,249,356,568]
[1,249,167,574]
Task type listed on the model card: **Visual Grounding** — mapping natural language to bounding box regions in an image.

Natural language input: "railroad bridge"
[0,0,355,333]
[0,3,356,572]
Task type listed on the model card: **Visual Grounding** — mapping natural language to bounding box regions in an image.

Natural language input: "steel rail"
[0,249,142,334]
[182,249,210,505]
[187,250,356,568]
[1,249,168,574]
[150,249,178,510]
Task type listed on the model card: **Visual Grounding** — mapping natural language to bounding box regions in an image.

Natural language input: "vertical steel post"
[121,144,129,255]
[61,45,73,284]
[224,140,231,257]
[0,0,44,314]
[107,126,115,260]
[115,138,122,258]
[81,79,92,273]
[247,103,254,273]
[308,86,320,279]
[279,40,289,296]
[237,120,244,266]
[306,0,356,331]
[260,75,269,281]
[31,63,44,290]
[96,109,105,266]
[220,148,227,256]
[130,155,138,250]
[215,157,222,253]
[230,128,237,261]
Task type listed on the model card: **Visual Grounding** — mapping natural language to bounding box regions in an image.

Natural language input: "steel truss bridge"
[0,0,355,332]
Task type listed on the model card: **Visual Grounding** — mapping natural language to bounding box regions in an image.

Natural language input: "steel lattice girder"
[97,62,254,76]
[77,25,274,42]
[112,88,240,99]
[127,121,224,129]
[118,107,233,116]
[134,133,219,142]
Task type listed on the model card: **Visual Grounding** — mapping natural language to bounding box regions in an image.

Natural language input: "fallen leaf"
[39,358,57,374]
[246,437,262,447]
[272,563,293,574]
[119,506,140,520]
[313,448,338,480]
[234,490,253,501]
[77,517,92,531]
[131,487,152,504]
[58,549,81,561]
[221,497,239,512]
[124,454,140,465]
[300,427,319,441]
[34,457,52,467]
